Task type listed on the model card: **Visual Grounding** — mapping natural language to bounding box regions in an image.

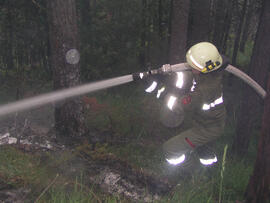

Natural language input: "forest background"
[0,0,270,202]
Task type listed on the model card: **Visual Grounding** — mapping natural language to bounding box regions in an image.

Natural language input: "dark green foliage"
[0,0,174,85]
[0,0,266,201]
[0,0,50,100]
[0,0,260,85]
[78,0,172,80]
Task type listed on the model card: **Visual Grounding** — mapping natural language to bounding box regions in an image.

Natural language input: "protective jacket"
[163,56,229,165]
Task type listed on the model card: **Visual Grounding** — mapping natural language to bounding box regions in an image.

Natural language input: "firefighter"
[162,42,230,169]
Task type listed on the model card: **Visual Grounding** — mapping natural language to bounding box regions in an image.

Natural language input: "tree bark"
[5,0,14,71]
[139,0,147,67]
[232,0,248,65]
[244,1,270,201]
[158,0,163,38]
[169,0,190,64]
[187,0,211,47]
[245,75,270,202]
[47,0,86,139]
[220,0,234,53]
[239,0,253,52]
[232,0,269,157]
[212,0,226,50]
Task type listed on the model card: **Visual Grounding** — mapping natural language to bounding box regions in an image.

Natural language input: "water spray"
[0,63,265,117]
[0,63,190,117]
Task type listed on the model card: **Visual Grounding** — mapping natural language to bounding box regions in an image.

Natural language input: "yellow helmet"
[186,42,223,73]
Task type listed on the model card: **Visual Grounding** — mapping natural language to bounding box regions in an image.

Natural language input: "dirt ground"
[0,103,175,202]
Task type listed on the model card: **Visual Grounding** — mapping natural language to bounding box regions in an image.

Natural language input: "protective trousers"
[163,107,226,169]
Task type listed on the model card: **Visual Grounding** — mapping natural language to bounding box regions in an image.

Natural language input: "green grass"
[83,86,255,202]
[0,146,53,187]
[38,178,99,203]
[107,142,164,172]
[0,125,254,203]
[31,173,126,203]
[159,156,252,203]
[0,146,128,202]
[0,83,257,202]
[86,102,253,203]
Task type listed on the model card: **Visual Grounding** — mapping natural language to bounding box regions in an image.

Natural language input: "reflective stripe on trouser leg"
[163,128,197,166]
[163,123,224,166]
[195,144,218,165]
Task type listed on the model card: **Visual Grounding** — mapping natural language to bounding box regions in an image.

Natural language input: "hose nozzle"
[132,63,191,81]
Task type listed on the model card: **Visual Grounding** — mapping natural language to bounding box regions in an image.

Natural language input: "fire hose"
[0,63,266,117]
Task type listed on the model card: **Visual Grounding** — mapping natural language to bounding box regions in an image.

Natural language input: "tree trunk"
[5,0,14,71]
[232,0,248,65]
[239,0,253,52]
[139,0,147,68]
[187,0,211,47]
[47,0,86,139]
[212,0,226,50]
[245,75,270,202]
[220,0,234,53]
[158,0,163,38]
[169,0,190,64]
[166,0,173,63]
[232,0,269,158]
[80,0,91,28]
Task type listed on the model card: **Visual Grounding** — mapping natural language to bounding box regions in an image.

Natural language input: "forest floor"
[0,84,179,202]
[0,80,257,202]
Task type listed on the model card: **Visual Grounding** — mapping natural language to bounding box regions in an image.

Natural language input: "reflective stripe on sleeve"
[202,95,223,111]
[167,95,177,110]
[176,72,184,88]
[145,81,157,93]
[156,87,165,98]
[190,79,196,92]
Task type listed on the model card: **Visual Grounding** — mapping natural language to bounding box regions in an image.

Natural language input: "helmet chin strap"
[154,63,266,99]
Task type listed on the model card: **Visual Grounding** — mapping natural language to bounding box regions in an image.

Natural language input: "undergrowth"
[0,83,256,202]
[0,146,53,188]
[227,40,254,68]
